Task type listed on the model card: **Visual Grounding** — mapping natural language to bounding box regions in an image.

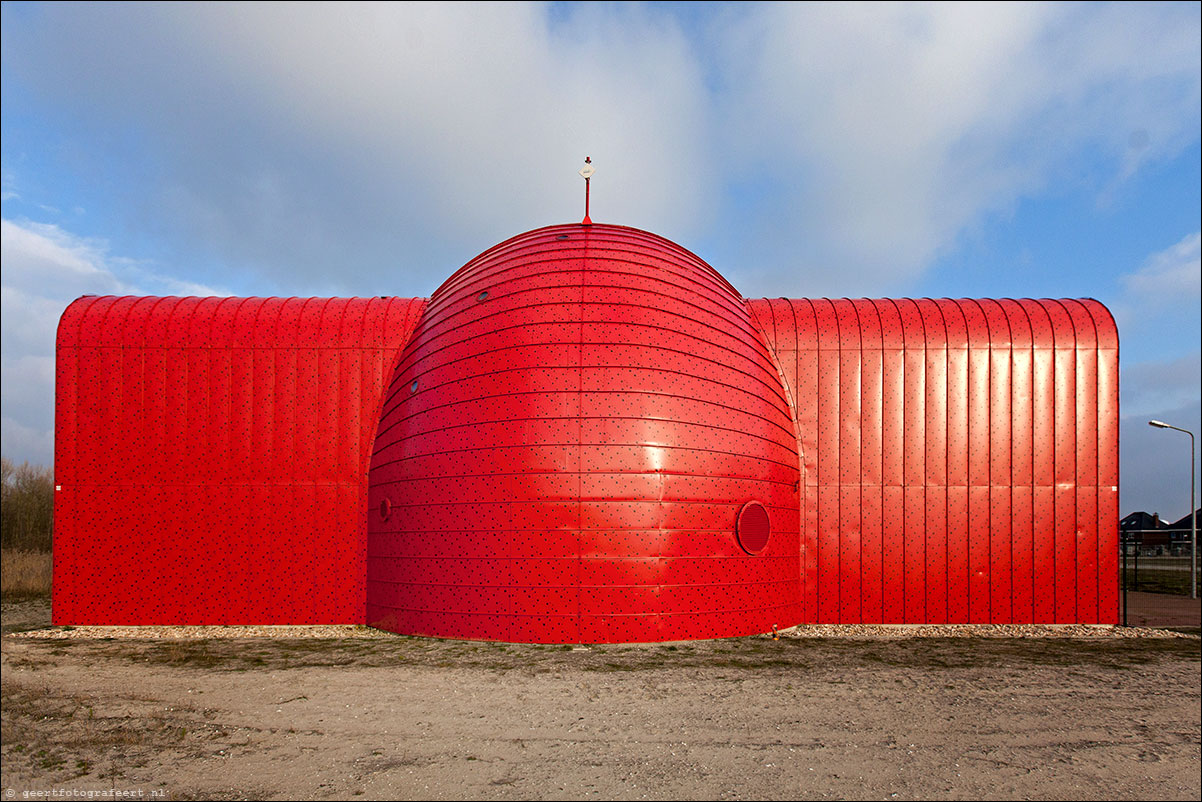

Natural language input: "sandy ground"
[2,599,1199,801]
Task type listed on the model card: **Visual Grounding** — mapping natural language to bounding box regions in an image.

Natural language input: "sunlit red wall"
[366,224,801,643]
[51,224,1120,634]
[747,298,1119,624]
[52,295,424,624]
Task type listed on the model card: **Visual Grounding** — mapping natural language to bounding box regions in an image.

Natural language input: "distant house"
[1120,511,1170,553]
[1164,509,1200,549]
[1120,511,1163,534]
[1121,509,1198,555]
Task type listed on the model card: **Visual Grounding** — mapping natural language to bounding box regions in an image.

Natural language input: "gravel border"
[763,623,1198,639]
[8,624,394,640]
[6,622,1197,640]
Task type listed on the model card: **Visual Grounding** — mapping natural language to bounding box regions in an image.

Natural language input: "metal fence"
[1120,530,1199,628]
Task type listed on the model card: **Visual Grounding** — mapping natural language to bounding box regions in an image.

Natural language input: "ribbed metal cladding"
[367,223,801,643]
[52,295,426,624]
[747,297,1119,625]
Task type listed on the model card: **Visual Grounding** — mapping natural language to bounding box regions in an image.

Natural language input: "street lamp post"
[1149,420,1197,599]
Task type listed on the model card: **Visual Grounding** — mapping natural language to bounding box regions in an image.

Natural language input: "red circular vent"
[736,501,770,555]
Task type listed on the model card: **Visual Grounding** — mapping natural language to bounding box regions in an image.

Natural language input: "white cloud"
[1,3,716,295]
[1,4,1196,297]
[0,218,227,465]
[0,355,55,465]
[0,415,54,472]
[1,219,128,297]
[1120,231,1202,303]
[1111,231,1202,370]
[711,2,1202,295]
[1114,233,1201,485]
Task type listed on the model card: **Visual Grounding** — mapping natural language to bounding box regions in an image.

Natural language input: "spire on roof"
[579,156,594,226]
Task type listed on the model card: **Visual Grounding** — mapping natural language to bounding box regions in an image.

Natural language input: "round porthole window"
[477,290,489,301]
[736,500,770,555]
[379,498,392,520]
[410,379,418,393]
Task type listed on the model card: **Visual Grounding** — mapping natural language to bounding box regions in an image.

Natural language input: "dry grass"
[1,549,52,598]
[1,679,225,784]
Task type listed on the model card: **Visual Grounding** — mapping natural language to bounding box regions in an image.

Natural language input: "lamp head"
[1149,420,1171,428]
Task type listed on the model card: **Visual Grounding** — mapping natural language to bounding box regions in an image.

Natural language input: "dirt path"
[2,601,1199,801]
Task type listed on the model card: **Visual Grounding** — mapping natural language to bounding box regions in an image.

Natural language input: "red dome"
[366,223,800,643]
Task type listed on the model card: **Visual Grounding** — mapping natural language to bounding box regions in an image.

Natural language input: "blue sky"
[2,2,1199,518]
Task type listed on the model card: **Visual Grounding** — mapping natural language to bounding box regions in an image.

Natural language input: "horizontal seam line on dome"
[407,291,764,363]
[383,335,789,419]
[432,262,730,315]
[373,469,797,486]
[393,354,787,405]
[375,415,796,459]
[434,251,736,303]
[379,380,794,445]
[367,555,797,561]
[371,496,799,509]
[431,264,737,321]
[365,580,796,590]
[384,343,789,420]
[367,522,793,535]
[432,239,737,306]
[426,263,749,327]
[370,441,800,473]
[391,351,785,401]
[393,300,780,390]
[421,290,762,357]
[450,226,721,267]
[382,407,796,450]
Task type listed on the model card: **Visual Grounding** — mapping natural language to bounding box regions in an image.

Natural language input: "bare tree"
[1,456,55,552]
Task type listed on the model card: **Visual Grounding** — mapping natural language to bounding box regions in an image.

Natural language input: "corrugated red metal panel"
[752,296,1118,625]
[369,224,800,643]
[790,300,820,624]
[876,300,906,624]
[1064,299,1099,623]
[958,300,988,622]
[1000,300,1035,624]
[853,299,884,624]
[1045,300,1079,622]
[1085,300,1120,624]
[814,299,841,623]
[918,300,948,624]
[981,300,1013,623]
[836,301,862,623]
[52,296,425,624]
[895,299,925,623]
[1019,299,1056,623]
[935,300,970,623]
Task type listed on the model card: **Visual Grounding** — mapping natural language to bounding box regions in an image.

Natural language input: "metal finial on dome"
[579,156,594,226]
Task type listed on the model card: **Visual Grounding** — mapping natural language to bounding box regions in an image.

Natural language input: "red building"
[53,222,1119,640]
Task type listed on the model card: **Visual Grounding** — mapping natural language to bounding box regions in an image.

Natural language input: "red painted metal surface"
[747,297,1119,625]
[53,296,425,624]
[736,501,772,555]
[52,221,1120,634]
[366,223,800,643]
